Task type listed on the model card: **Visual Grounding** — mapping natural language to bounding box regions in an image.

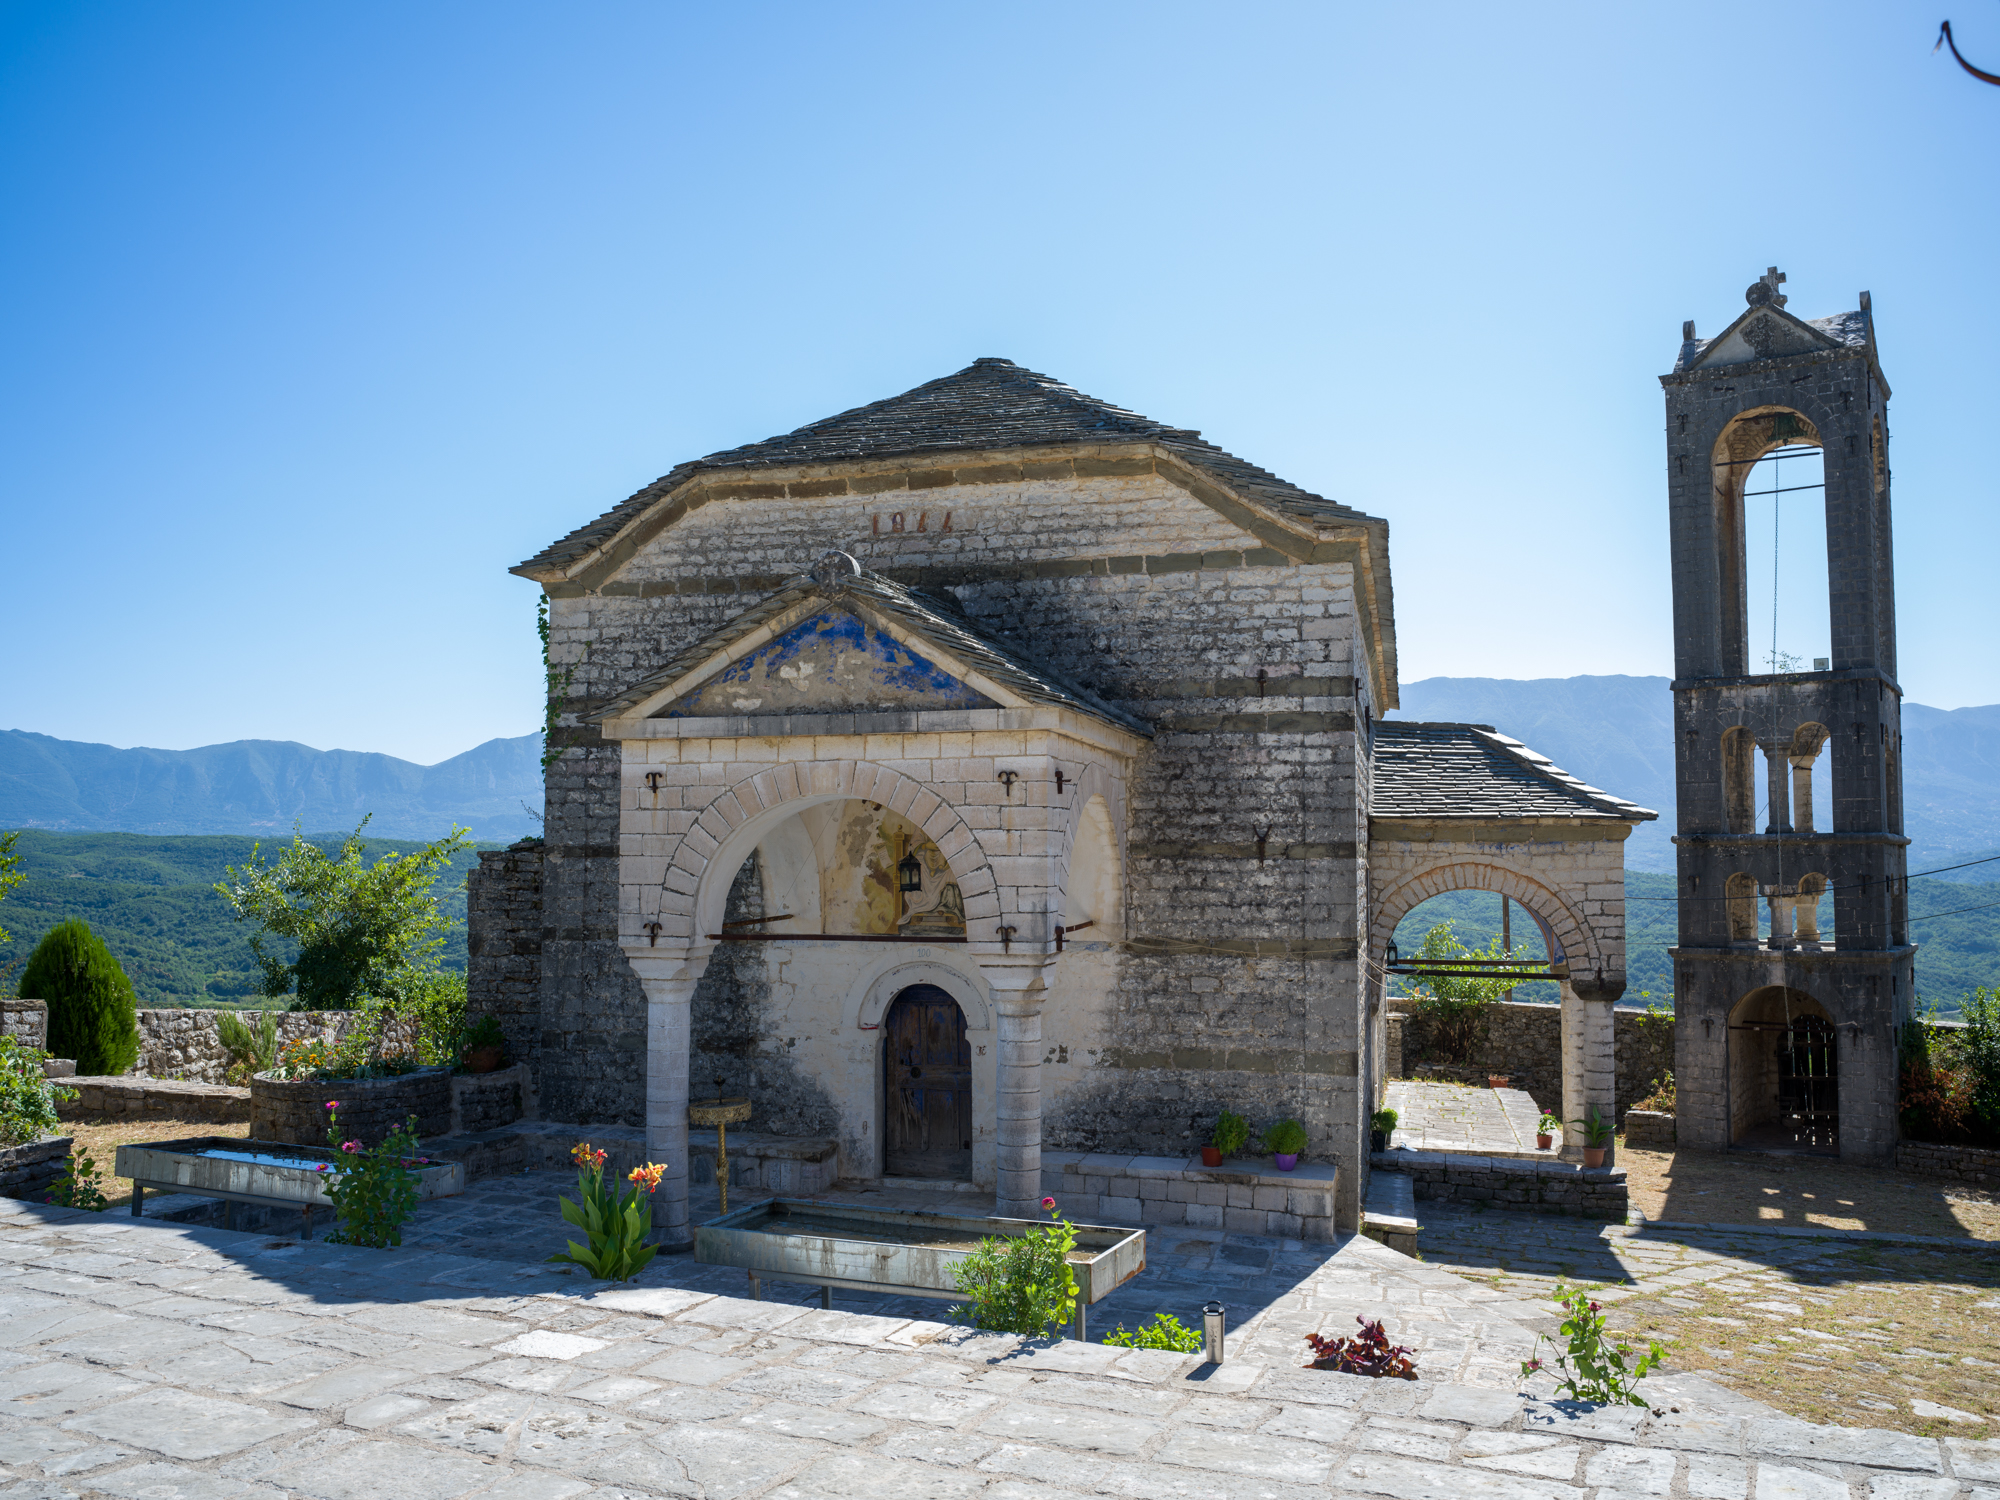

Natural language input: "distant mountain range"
[1393,675,2000,878]
[0,729,543,843]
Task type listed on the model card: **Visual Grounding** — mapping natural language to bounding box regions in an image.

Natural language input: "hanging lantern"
[1384,941,1400,968]
[898,847,923,893]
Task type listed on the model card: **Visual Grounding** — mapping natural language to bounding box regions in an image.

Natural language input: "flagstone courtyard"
[5,1183,2000,1499]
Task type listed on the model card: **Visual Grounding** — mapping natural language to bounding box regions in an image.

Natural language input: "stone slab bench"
[57,1076,250,1124]
[1371,1147,1627,1221]
[1042,1149,1341,1241]
[1362,1169,1420,1256]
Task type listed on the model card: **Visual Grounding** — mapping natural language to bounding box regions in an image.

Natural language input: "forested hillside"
[0,830,497,1008]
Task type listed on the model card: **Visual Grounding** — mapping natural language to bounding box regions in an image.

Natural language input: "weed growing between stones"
[319,1101,423,1248]
[1304,1317,1418,1379]
[1523,1280,1665,1405]
[1103,1313,1203,1351]
[45,1145,108,1210]
[949,1198,1078,1338]
[547,1142,665,1281]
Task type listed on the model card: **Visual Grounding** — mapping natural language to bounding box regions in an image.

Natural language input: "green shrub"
[215,1010,280,1085]
[1522,1281,1664,1405]
[20,919,140,1076]
[1104,1313,1203,1351]
[320,1103,424,1248]
[1209,1110,1250,1156]
[46,1147,109,1211]
[1370,1107,1399,1135]
[0,1036,72,1146]
[1263,1118,1308,1156]
[949,1200,1078,1338]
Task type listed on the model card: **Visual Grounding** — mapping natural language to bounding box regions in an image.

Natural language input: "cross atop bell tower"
[1745,266,1788,309]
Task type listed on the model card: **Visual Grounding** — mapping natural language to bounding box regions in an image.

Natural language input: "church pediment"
[657,606,997,718]
[1686,305,1840,371]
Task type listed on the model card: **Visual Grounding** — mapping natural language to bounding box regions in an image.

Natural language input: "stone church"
[470,356,1655,1247]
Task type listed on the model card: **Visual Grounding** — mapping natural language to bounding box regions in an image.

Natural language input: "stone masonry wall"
[466,841,545,1076]
[1387,1000,1676,1119]
[2,999,48,1050]
[134,1010,357,1085]
[1896,1140,2000,1187]
[251,1067,452,1147]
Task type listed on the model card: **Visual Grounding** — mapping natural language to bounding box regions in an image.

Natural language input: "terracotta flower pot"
[1535,1133,1553,1151]
[1583,1146,1607,1168]
[1487,1075,1512,1090]
[1273,1153,1299,1171]
[467,1045,504,1075]
[1200,1146,1222,1167]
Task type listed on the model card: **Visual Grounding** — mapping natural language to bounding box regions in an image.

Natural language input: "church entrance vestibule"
[1727,985,1838,1156]
[883,985,974,1180]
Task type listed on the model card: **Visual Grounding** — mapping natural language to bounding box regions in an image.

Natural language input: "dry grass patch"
[1601,1242,2000,1437]
[1620,1142,2000,1241]
[60,1117,250,1210]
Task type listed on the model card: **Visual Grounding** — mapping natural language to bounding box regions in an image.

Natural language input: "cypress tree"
[19,919,141,1076]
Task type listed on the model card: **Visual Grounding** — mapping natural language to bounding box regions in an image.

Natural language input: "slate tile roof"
[1673,307,1870,374]
[588,556,1152,737]
[521,358,1376,575]
[1371,721,1656,822]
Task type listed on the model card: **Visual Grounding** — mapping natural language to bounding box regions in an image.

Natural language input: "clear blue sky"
[4,2,1995,765]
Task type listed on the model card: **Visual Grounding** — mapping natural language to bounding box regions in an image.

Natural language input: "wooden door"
[882,985,973,1179]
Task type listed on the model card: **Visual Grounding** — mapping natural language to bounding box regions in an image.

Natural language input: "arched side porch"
[1367,825,1638,1165]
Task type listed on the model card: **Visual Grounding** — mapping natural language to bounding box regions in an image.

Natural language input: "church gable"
[657,606,996,719]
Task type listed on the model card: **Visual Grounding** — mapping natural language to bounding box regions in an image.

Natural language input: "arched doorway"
[883,985,973,1180]
[1728,985,1838,1154]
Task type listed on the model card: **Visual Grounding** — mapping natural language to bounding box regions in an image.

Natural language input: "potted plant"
[1264,1118,1308,1171]
[1370,1107,1398,1152]
[1203,1109,1249,1167]
[1487,1073,1513,1090]
[1577,1105,1614,1168]
[1535,1111,1559,1151]
[462,1015,506,1075]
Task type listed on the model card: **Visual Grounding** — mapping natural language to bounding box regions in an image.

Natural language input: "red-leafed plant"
[1304,1317,1417,1380]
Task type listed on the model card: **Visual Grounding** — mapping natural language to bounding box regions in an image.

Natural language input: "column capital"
[621,947,713,986]
[977,959,1056,1012]
[1566,971,1627,1005]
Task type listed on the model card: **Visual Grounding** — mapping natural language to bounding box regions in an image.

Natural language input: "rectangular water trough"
[115,1136,465,1238]
[694,1199,1146,1339]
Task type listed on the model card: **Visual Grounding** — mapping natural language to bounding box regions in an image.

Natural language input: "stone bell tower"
[1662,267,1911,1165]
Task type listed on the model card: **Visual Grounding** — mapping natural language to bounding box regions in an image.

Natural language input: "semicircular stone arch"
[635,758,1004,954]
[1367,860,1599,977]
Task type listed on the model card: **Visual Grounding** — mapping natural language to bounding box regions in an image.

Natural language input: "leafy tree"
[1399,920,1527,1062]
[213,819,471,1011]
[0,830,22,942]
[19,919,141,1075]
[1959,986,2000,1139]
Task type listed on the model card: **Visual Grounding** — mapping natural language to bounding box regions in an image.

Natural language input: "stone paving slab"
[1385,1080,1552,1157]
[6,1196,2000,1496]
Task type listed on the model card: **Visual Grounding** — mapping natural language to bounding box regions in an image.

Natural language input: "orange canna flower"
[627,1163,666,1195]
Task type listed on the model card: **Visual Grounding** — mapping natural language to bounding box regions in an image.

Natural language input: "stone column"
[1763,745,1791,833]
[1559,976,1620,1168]
[622,950,708,1250]
[980,962,1053,1219]
[1791,757,1816,833]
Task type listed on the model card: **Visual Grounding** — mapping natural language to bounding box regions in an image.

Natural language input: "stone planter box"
[0,1135,73,1201]
[450,1064,529,1135]
[251,1066,452,1146]
[1043,1150,1342,1241]
[1623,1109,1676,1151]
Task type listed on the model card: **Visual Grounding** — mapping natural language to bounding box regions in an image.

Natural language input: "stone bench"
[1372,1147,1627,1221]
[1042,1150,1341,1241]
[1362,1168,1421,1256]
[57,1076,250,1124]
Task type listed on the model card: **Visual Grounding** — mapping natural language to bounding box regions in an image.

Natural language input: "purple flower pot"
[1274,1153,1299,1171]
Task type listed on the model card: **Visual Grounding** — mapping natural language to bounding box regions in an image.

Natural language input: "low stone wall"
[1043,1150,1343,1240]
[1623,1110,1676,1151]
[136,1009,359,1084]
[688,1130,838,1196]
[1897,1139,2000,1186]
[1371,1148,1627,1221]
[1387,1001,1677,1120]
[0,1135,72,1201]
[251,1066,452,1147]
[451,1065,531,1135]
[58,1077,250,1124]
[3,999,48,1049]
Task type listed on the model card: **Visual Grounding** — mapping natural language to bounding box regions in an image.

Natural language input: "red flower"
[341,1140,361,1154]
[1041,1196,1056,1210]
